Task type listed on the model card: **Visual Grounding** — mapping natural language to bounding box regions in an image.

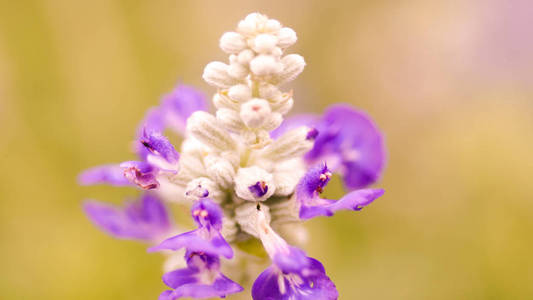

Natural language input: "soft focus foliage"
[1,0,532,299]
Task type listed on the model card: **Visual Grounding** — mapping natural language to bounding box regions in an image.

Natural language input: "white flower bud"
[219,31,246,54]
[203,61,238,88]
[262,112,283,131]
[272,158,306,196]
[228,84,252,102]
[227,62,249,79]
[240,98,271,128]
[238,13,266,35]
[265,19,282,32]
[187,111,236,151]
[261,126,315,161]
[277,27,297,48]
[271,94,294,115]
[216,108,245,132]
[258,83,282,100]
[235,166,275,201]
[213,92,239,110]
[250,55,283,76]
[242,130,271,148]
[235,202,271,237]
[237,49,255,65]
[204,154,236,189]
[271,47,283,58]
[220,150,240,168]
[277,54,305,85]
[252,34,278,53]
[186,177,223,202]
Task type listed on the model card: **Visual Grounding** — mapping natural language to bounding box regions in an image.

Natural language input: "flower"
[296,163,384,220]
[83,193,171,242]
[149,198,233,259]
[80,12,387,299]
[159,251,243,300]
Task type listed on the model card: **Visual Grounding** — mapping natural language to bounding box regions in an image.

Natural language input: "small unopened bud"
[258,83,282,100]
[185,177,223,203]
[262,112,283,132]
[213,92,239,110]
[227,62,248,80]
[277,27,297,48]
[265,19,282,32]
[228,84,252,102]
[277,54,305,85]
[203,62,238,88]
[204,155,236,189]
[216,108,245,132]
[187,111,236,151]
[237,49,255,65]
[235,166,275,201]
[252,34,278,53]
[219,31,246,54]
[240,98,271,128]
[271,93,294,115]
[262,126,315,161]
[250,55,283,76]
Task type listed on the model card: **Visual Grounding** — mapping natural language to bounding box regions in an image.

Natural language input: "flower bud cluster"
[203,13,305,145]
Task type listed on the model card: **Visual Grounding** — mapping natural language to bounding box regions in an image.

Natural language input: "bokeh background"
[1,0,532,299]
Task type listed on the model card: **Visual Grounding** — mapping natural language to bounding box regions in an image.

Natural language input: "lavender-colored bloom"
[149,198,233,259]
[78,164,131,186]
[138,85,208,139]
[296,164,384,220]
[120,160,159,190]
[252,209,338,299]
[159,251,243,300]
[161,85,208,134]
[83,193,171,242]
[306,104,385,190]
[252,255,338,300]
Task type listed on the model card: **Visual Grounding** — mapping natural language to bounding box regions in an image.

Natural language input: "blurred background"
[1,0,532,299]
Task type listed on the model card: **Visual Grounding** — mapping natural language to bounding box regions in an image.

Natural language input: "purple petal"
[296,164,384,220]
[270,114,319,139]
[120,161,159,190]
[161,85,208,135]
[164,275,243,299]
[139,130,180,168]
[306,104,386,190]
[252,256,338,300]
[83,194,170,241]
[190,198,224,230]
[78,164,131,186]
[137,107,166,139]
[148,230,233,259]
[161,252,243,299]
[248,181,269,198]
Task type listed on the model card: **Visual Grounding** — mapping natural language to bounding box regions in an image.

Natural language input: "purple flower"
[252,255,338,300]
[252,209,338,300]
[159,251,243,300]
[138,85,208,138]
[277,104,386,190]
[306,104,385,190]
[149,198,233,259]
[120,161,160,190]
[296,164,384,220]
[78,164,131,186]
[83,193,171,242]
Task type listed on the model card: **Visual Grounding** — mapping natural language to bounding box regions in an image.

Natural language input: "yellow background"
[1,0,532,299]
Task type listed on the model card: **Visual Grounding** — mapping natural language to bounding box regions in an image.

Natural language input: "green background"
[1,0,532,299]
